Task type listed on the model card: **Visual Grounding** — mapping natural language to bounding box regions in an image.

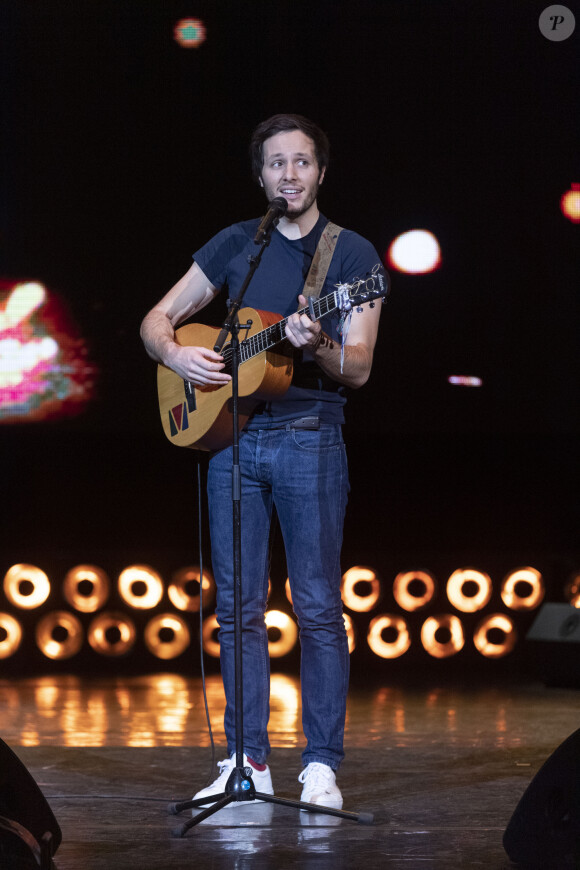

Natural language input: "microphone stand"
[169,214,374,836]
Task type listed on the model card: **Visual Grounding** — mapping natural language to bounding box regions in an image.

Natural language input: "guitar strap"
[302,221,344,306]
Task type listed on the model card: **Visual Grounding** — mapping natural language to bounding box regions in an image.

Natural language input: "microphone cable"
[195,455,216,787]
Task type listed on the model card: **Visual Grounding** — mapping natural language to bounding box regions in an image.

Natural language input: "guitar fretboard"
[239,291,338,364]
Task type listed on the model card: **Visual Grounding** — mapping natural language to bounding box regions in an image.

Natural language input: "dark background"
[1,0,579,603]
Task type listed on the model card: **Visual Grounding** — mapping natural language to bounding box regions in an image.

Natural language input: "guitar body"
[155,269,388,450]
[157,307,293,451]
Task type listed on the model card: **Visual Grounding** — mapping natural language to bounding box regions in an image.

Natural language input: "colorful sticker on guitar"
[172,404,183,429]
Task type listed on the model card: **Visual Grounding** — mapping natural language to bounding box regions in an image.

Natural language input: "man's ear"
[318,167,326,185]
[258,176,264,188]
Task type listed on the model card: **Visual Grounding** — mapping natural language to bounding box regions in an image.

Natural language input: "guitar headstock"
[337,264,390,311]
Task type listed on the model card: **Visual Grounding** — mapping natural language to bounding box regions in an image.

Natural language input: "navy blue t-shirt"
[193,213,384,426]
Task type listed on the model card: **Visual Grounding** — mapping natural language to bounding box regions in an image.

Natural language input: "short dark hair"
[249,114,330,182]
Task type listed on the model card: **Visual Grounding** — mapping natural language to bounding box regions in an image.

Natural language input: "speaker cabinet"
[503,728,580,867]
[526,603,580,687]
[0,739,61,868]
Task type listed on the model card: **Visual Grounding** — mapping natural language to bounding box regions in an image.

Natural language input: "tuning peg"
[356,306,363,313]
[369,302,375,308]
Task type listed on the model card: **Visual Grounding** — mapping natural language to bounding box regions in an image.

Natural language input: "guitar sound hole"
[222,342,249,377]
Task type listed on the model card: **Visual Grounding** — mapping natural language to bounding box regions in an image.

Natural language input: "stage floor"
[2,672,580,869]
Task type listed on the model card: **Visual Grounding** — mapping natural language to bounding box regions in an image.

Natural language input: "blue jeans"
[207,425,350,771]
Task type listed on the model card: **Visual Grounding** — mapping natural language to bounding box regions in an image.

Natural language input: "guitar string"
[219,292,339,370]
[215,274,385,371]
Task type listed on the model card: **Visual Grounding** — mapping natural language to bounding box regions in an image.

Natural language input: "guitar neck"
[240,291,338,363]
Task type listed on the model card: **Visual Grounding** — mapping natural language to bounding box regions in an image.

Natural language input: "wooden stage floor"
[2,672,580,869]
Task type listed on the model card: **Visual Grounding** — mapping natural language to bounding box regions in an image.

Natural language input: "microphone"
[254,197,288,244]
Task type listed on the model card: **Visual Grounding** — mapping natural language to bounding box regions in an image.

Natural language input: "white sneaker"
[192,754,273,807]
[298,762,343,809]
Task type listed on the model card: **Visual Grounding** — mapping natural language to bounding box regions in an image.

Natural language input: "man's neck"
[276,204,320,240]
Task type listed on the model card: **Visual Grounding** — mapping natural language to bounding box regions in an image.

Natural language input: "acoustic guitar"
[157,271,387,450]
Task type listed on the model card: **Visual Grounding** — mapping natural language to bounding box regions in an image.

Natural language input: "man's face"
[259,129,325,220]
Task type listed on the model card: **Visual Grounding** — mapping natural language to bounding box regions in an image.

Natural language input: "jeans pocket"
[291,425,343,452]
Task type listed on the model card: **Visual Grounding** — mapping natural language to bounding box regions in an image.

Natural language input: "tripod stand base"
[169,767,374,837]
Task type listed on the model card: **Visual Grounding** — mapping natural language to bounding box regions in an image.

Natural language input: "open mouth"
[280,188,302,200]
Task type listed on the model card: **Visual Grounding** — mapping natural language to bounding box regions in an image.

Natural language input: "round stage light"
[87,612,137,657]
[265,610,298,658]
[202,614,221,658]
[118,565,164,610]
[36,611,83,660]
[421,614,465,658]
[144,613,191,660]
[564,572,580,608]
[173,18,207,48]
[168,566,215,612]
[500,567,544,611]
[393,570,436,612]
[343,612,356,654]
[0,613,23,658]
[473,613,518,659]
[341,566,381,612]
[560,183,580,223]
[386,229,441,274]
[446,568,492,613]
[3,564,51,609]
[63,565,110,613]
[285,578,293,605]
[367,614,411,659]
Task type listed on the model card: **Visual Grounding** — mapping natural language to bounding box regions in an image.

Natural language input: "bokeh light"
[144,613,191,660]
[448,376,483,387]
[386,230,441,274]
[564,572,580,608]
[421,614,464,658]
[265,610,298,658]
[118,565,164,610]
[4,564,51,609]
[0,613,23,659]
[473,613,517,659]
[88,612,137,657]
[446,568,492,613]
[367,614,411,659]
[0,279,95,423]
[343,612,356,653]
[202,614,221,658]
[393,570,436,611]
[174,18,207,48]
[500,567,544,611]
[560,183,580,223]
[36,611,84,660]
[341,566,381,612]
[63,565,110,613]
[168,566,215,612]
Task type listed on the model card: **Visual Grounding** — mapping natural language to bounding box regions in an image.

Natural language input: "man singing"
[140,114,386,809]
